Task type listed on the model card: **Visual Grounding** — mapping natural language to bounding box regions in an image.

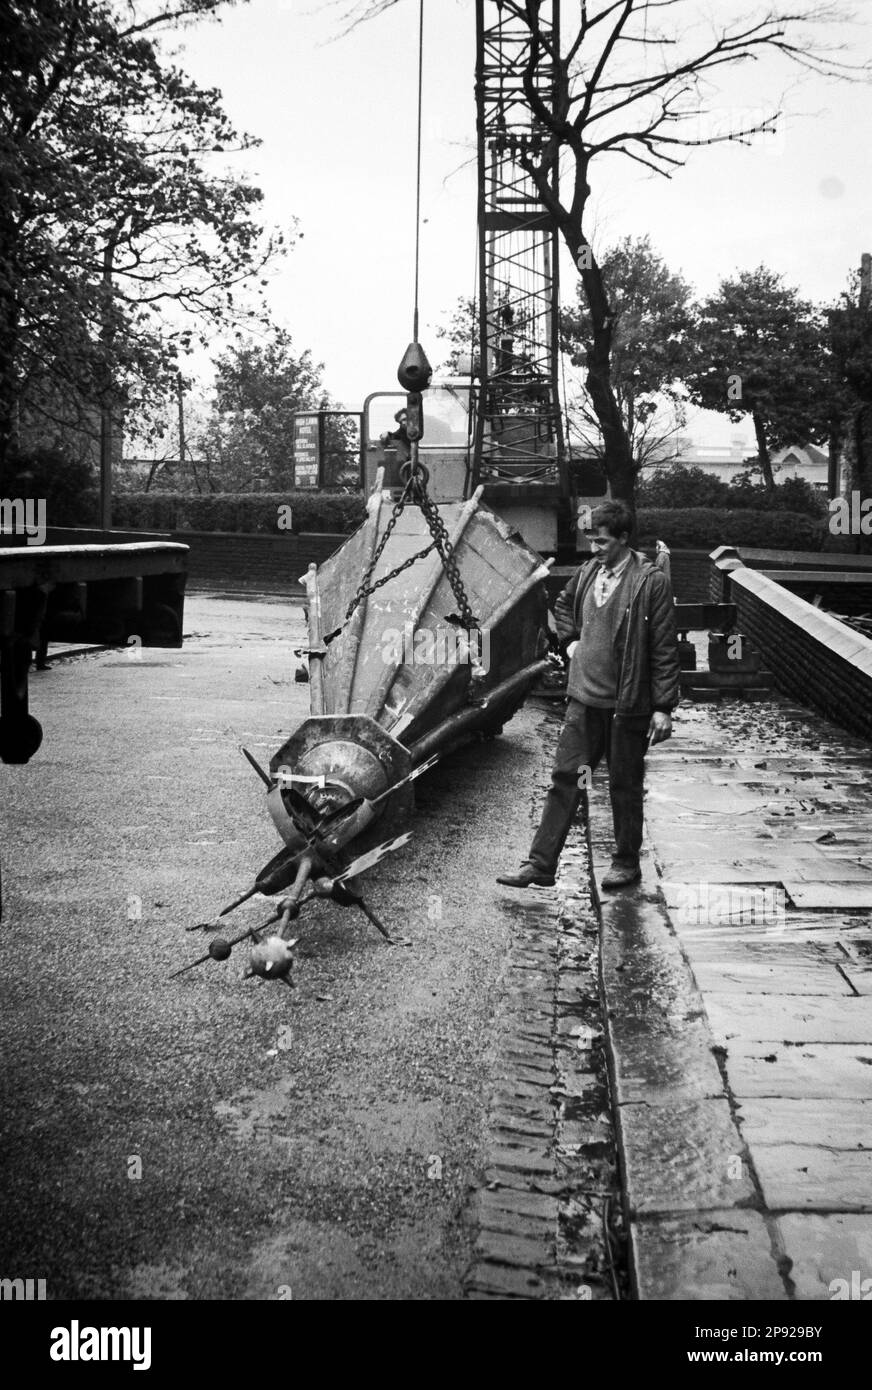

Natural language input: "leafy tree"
[637,460,825,516]
[346,0,866,510]
[439,238,692,474]
[191,325,328,490]
[0,0,286,470]
[560,236,692,473]
[0,444,97,523]
[686,268,833,498]
[435,296,478,377]
[828,265,872,551]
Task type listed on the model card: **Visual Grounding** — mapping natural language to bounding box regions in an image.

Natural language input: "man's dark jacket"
[554,550,680,717]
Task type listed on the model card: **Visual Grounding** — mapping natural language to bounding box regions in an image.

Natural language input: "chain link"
[342,476,420,628]
[340,463,478,633]
[409,474,477,630]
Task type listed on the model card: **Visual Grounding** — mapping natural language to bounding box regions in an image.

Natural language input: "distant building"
[769,442,831,490]
[671,432,749,482]
[645,414,833,491]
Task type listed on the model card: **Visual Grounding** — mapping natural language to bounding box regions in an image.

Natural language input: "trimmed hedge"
[636,507,826,551]
[111,493,824,553]
[112,491,367,535]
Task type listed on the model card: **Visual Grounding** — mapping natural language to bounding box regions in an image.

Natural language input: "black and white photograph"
[2,0,872,1348]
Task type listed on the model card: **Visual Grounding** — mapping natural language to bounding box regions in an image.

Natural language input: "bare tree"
[342,0,867,506]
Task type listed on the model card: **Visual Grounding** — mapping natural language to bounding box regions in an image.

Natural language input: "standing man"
[497,500,680,891]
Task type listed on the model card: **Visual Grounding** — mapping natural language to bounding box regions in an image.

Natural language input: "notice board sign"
[294,414,321,489]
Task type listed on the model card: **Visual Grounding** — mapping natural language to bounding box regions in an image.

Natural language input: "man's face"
[587,524,628,569]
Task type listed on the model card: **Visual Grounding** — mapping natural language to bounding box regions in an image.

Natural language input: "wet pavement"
[0,593,616,1301]
[5,591,870,1301]
[592,690,872,1300]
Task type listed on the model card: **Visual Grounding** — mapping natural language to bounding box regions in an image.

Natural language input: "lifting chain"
[342,473,432,630]
[407,467,477,630]
[316,455,486,704]
[341,458,478,633]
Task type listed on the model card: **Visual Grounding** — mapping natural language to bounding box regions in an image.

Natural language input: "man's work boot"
[496,863,556,889]
[601,860,641,890]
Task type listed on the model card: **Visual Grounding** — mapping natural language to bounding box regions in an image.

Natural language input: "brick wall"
[662,549,711,603]
[168,531,346,595]
[724,566,872,742]
[33,526,347,596]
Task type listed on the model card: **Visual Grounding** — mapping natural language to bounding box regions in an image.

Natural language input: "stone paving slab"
[724,1041,872,1100]
[653,838,778,868]
[704,994,872,1045]
[647,786,766,815]
[661,869,788,890]
[775,1214,872,1300]
[737,1098,872,1148]
[674,918,872,957]
[631,1212,787,1301]
[753,1146,872,1212]
[690,960,853,996]
[673,935,847,967]
[784,882,872,909]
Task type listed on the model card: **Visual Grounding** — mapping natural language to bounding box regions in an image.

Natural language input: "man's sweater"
[569,564,632,707]
[554,550,681,717]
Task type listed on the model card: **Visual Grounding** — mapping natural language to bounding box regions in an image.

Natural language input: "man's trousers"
[527,701,649,874]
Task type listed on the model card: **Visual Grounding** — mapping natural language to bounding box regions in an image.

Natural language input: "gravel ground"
[0,592,571,1300]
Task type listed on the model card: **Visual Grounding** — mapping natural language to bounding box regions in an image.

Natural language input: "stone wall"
[716,560,872,742]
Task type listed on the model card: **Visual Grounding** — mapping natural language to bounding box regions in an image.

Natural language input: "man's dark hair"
[591,500,633,539]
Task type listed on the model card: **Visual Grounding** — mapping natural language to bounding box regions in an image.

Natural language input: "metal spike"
[355,897,393,943]
[218,885,259,917]
[241,746,272,788]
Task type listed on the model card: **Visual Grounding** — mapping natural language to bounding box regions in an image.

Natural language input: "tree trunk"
[854,402,872,555]
[586,331,636,503]
[522,147,636,513]
[752,409,775,498]
[564,230,636,508]
[0,271,21,475]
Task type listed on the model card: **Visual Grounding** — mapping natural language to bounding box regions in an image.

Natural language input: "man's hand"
[648,710,672,746]
[546,638,578,670]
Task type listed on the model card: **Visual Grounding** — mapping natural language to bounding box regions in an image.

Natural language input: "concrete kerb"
[589,782,790,1300]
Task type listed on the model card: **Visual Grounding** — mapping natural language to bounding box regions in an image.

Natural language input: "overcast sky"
[174,0,872,447]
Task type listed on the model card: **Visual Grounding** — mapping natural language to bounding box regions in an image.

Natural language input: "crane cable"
[412,0,425,344]
[326,0,479,645]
